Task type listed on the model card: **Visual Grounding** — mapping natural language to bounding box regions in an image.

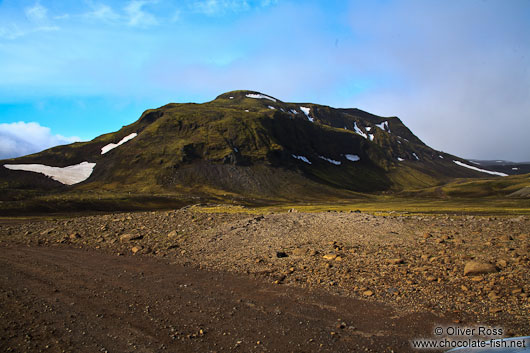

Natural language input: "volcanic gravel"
[0,207,528,351]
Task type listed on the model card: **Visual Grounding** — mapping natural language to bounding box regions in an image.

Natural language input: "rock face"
[463,261,497,276]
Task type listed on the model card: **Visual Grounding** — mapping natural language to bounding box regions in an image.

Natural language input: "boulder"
[131,246,143,254]
[463,261,497,276]
[120,234,143,242]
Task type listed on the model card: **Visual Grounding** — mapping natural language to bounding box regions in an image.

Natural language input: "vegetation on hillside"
[1,90,527,214]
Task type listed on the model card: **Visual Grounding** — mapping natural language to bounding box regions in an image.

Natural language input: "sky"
[0,0,529,161]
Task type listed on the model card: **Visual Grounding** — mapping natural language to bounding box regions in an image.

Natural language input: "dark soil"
[1,246,445,353]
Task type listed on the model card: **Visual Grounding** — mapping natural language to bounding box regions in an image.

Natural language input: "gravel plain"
[0,207,528,351]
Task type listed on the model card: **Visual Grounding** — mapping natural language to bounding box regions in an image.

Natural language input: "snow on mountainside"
[300,107,313,122]
[101,133,138,154]
[453,161,508,177]
[4,162,96,185]
[245,93,277,102]
[467,159,530,175]
[3,132,138,185]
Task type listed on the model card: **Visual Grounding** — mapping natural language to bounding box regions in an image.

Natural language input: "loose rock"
[120,234,143,242]
[463,261,497,276]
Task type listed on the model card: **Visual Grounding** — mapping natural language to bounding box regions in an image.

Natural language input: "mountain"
[467,159,530,176]
[0,90,512,204]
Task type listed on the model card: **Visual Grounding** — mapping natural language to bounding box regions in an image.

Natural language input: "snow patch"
[353,122,368,139]
[412,152,419,160]
[345,154,360,162]
[512,167,519,170]
[318,155,341,165]
[244,109,249,112]
[365,126,372,132]
[344,126,348,130]
[397,140,401,144]
[291,154,311,164]
[268,106,276,110]
[439,155,444,159]
[290,109,298,114]
[4,162,96,185]
[229,96,234,99]
[453,160,508,177]
[397,157,404,162]
[368,134,374,141]
[376,121,390,132]
[233,147,239,153]
[300,106,313,122]
[246,93,276,102]
[101,133,137,154]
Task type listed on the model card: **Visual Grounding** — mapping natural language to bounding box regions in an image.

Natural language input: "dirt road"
[1,246,446,353]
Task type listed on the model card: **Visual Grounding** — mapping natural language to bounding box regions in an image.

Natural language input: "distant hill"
[0,90,513,203]
[467,159,530,175]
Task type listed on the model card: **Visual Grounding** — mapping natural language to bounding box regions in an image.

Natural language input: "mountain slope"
[0,90,508,202]
[467,159,530,175]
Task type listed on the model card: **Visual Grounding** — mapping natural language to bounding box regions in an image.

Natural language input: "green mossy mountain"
[0,90,508,202]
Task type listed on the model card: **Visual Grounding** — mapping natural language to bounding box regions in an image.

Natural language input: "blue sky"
[1,0,529,161]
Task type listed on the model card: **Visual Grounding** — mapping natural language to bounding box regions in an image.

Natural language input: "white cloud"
[260,0,278,7]
[170,9,181,23]
[0,23,58,40]
[25,2,48,23]
[344,1,530,161]
[124,1,158,27]
[83,1,158,27]
[190,0,252,15]
[0,2,59,40]
[0,24,25,40]
[85,4,120,22]
[35,25,60,32]
[53,14,71,20]
[0,122,81,159]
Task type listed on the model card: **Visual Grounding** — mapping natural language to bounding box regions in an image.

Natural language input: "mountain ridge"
[467,159,530,175]
[0,90,515,203]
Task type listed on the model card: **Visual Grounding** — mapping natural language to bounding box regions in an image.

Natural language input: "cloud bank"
[344,0,530,162]
[0,122,80,159]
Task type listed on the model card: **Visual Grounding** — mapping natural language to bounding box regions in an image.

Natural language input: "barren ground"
[0,207,528,352]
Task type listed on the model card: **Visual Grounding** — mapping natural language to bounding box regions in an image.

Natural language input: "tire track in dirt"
[0,246,448,352]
